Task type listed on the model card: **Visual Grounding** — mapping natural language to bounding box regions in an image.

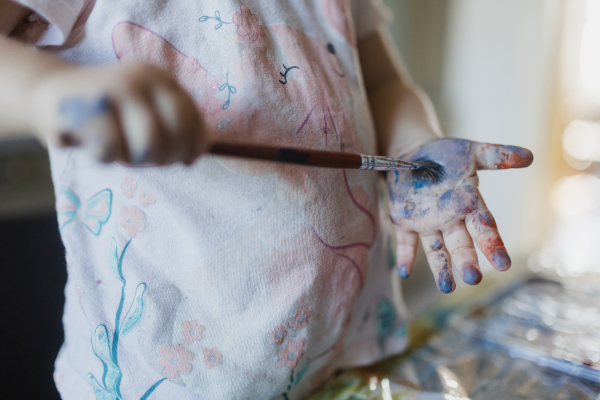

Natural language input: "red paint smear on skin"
[473,212,497,229]
[479,236,504,256]
[497,149,533,169]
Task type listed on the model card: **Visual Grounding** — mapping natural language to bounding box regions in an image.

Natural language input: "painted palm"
[87,238,165,400]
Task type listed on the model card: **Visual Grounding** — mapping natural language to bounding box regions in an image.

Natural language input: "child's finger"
[85,103,127,162]
[55,95,126,162]
[420,233,456,293]
[151,84,203,164]
[465,202,511,271]
[118,92,167,165]
[394,227,418,279]
[441,222,482,285]
[472,142,533,170]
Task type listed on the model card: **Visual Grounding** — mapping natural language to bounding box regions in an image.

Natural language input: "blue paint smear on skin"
[462,266,482,285]
[398,264,409,279]
[436,185,478,215]
[492,249,511,270]
[438,266,453,293]
[400,201,416,219]
[473,210,495,228]
[60,96,109,128]
[387,139,476,223]
[437,190,454,210]
[437,253,453,293]
[430,239,443,251]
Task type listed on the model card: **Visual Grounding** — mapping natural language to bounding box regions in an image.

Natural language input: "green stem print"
[281,358,311,400]
[87,238,165,400]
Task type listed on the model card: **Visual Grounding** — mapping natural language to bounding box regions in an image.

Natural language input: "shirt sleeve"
[350,0,393,40]
[12,0,87,45]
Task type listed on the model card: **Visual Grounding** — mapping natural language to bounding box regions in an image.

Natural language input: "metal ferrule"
[358,154,421,171]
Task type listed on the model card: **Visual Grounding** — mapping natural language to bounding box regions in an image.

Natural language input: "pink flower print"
[207,76,219,95]
[276,338,307,370]
[119,206,145,237]
[202,347,223,369]
[292,308,314,330]
[185,56,202,74]
[201,96,221,116]
[139,186,155,207]
[233,5,263,41]
[158,344,194,379]
[269,325,288,345]
[121,176,136,198]
[182,320,205,345]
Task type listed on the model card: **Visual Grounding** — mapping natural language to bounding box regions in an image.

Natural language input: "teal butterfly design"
[56,186,112,236]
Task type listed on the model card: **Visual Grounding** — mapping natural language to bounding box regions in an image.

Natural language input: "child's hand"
[31,63,205,165]
[387,138,533,293]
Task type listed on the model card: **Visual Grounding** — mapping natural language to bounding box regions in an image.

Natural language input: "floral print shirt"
[16,0,408,399]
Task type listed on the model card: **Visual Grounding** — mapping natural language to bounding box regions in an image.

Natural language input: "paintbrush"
[209,142,446,184]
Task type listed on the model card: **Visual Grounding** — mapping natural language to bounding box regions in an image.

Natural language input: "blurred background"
[0,0,597,398]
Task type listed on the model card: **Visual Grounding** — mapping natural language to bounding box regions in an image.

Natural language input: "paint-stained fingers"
[472,142,533,170]
[394,228,419,279]
[56,95,127,162]
[441,223,482,285]
[421,233,456,293]
[88,98,128,162]
[465,205,511,271]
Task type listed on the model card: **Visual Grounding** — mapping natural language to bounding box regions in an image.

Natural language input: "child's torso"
[46,1,408,399]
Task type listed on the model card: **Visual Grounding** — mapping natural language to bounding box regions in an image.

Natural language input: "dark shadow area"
[0,213,65,399]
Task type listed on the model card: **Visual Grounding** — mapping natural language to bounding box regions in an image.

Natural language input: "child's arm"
[358,29,441,157]
[358,29,533,293]
[0,0,205,165]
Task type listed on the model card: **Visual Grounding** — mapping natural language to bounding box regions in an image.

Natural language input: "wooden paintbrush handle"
[209,142,363,169]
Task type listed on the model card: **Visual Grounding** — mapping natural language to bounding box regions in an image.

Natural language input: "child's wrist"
[27,63,78,142]
[387,130,443,158]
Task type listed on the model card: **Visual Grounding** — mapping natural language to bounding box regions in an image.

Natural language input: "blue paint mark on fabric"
[394,170,399,183]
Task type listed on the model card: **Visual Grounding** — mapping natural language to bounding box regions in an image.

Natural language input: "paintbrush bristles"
[412,158,446,184]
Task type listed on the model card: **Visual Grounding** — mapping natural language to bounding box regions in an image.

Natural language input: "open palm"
[387,138,533,293]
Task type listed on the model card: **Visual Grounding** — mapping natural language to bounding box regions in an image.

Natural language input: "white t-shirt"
[14,1,408,399]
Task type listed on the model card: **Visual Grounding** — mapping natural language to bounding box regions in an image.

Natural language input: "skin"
[0,1,204,165]
[386,138,532,293]
[0,0,534,293]
[359,31,534,293]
